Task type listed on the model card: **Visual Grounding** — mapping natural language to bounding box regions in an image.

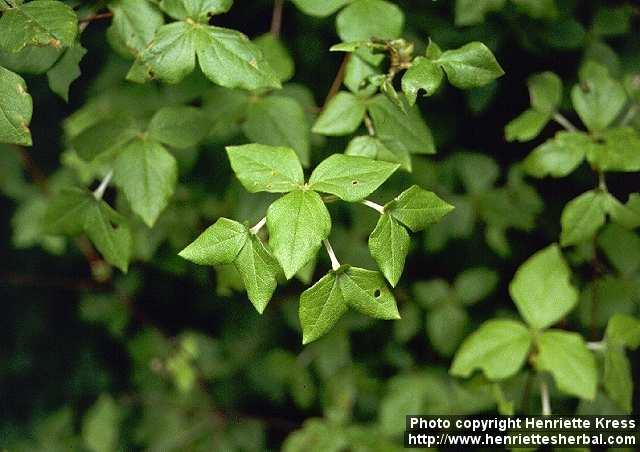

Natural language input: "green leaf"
[536,330,596,400]
[46,43,86,102]
[291,0,351,17]
[312,92,366,136]
[254,33,294,83]
[605,193,640,229]
[560,190,608,247]
[84,201,132,272]
[0,0,78,52]
[509,244,578,329]
[450,319,531,380]
[179,217,248,265]
[413,279,450,309]
[234,234,281,313]
[367,94,435,155]
[435,42,504,89]
[299,266,399,344]
[345,135,412,171]
[267,189,331,279]
[309,154,399,202]
[159,0,233,22]
[454,0,506,26]
[335,0,404,42]
[427,303,469,357]
[586,127,640,172]
[504,109,549,142]
[605,314,640,350]
[82,394,120,452]
[598,224,640,275]
[386,185,454,232]
[71,115,141,161]
[592,5,633,37]
[454,267,498,305]
[571,61,626,132]
[242,95,310,166]
[128,22,281,90]
[0,65,32,145]
[523,131,589,178]
[528,71,562,114]
[401,57,444,105]
[147,105,210,149]
[226,143,304,193]
[603,346,632,413]
[0,44,62,74]
[368,214,410,287]
[113,139,178,227]
[107,0,164,57]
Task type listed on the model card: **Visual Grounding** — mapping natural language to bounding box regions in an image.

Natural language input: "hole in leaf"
[373,289,381,298]
[352,180,359,185]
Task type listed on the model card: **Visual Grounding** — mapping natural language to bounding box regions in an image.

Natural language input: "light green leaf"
[254,33,294,83]
[536,330,596,400]
[179,217,247,265]
[386,185,454,232]
[291,0,351,17]
[344,53,380,95]
[571,61,626,132]
[528,71,562,114]
[454,267,498,305]
[159,0,233,22]
[427,303,469,357]
[345,135,412,172]
[523,131,589,178]
[107,0,164,57]
[113,139,178,227]
[84,201,132,272]
[560,190,608,247]
[454,0,506,26]
[147,105,210,149]
[299,272,347,345]
[335,0,404,42]
[603,346,632,413]
[586,127,640,172]
[234,234,281,313]
[436,42,504,89]
[605,314,640,350]
[242,95,310,166]
[367,94,435,155]
[368,214,410,287]
[312,91,366,136]
[0,0,78,52]
[82,394,120,452]
[509,244,578,329]
[401,57,444,105]
[309,154,399,202]
[0,65,32,145]
[340,267,399,319]
[226,143,304,193]
[71,115,141,161]
[505,109,549,142]
[46,43,86,102]
[605,193,640,229]
[450,319,531,380]
[267,189,331,279]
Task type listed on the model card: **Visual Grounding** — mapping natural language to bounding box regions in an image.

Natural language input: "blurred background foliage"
[1,0,639,450]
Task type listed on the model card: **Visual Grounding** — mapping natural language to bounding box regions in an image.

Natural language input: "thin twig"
[79,11,113,24]
[553,113,578,132]
[362,199,385,214]
[270,0,284,37]
[250,217,267,235]
[587,341,605,351]
[322,54,351,108]
[539,378,551,416]
[364,114,375,136]
[93,170,113,200]
[323,239,340,271]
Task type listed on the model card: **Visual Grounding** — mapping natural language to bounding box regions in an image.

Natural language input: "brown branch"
[1,272,102,291]
[79,11,113,24]
[322,54,351,108]
[270,0,284,37]
[13,146,47,191]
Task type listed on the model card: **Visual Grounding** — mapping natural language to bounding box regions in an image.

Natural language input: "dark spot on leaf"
[373,289,381,298]
[352,180,359,185]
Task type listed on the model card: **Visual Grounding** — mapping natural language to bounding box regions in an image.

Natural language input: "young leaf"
[254,33,294,83]
[367,95,435,155]
[450,319,532,380]
[267,189,331,279]
[226,144,304,193]
[234,234,281,313]
[312,92,366,136]
[435,42,504,89]
[113,139,178,227]
[107,0,164,57]
[0,65,33,145]
[0,0,78,52]
[401,57,444,105]
[535,330,596,400]
[159,0,233,23]
[368,214,410,287]
[571,61,626,132]
[84,201,132,273]
[603,346,632,413]
[523,131,589,178]
[147,105,210,149]
[386,185,454,232]
[453,267,498,305]
[504,109,549,143]
[560,190,608,247]
[46,43,87,102]
[309,154,399,202]
[528,71,562,114]
[340,267,400,320]
[509,244,578,329]
[335,0,404,42]
[299,271,347,345]
[179,217,248,265]
[242,95,310,166]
